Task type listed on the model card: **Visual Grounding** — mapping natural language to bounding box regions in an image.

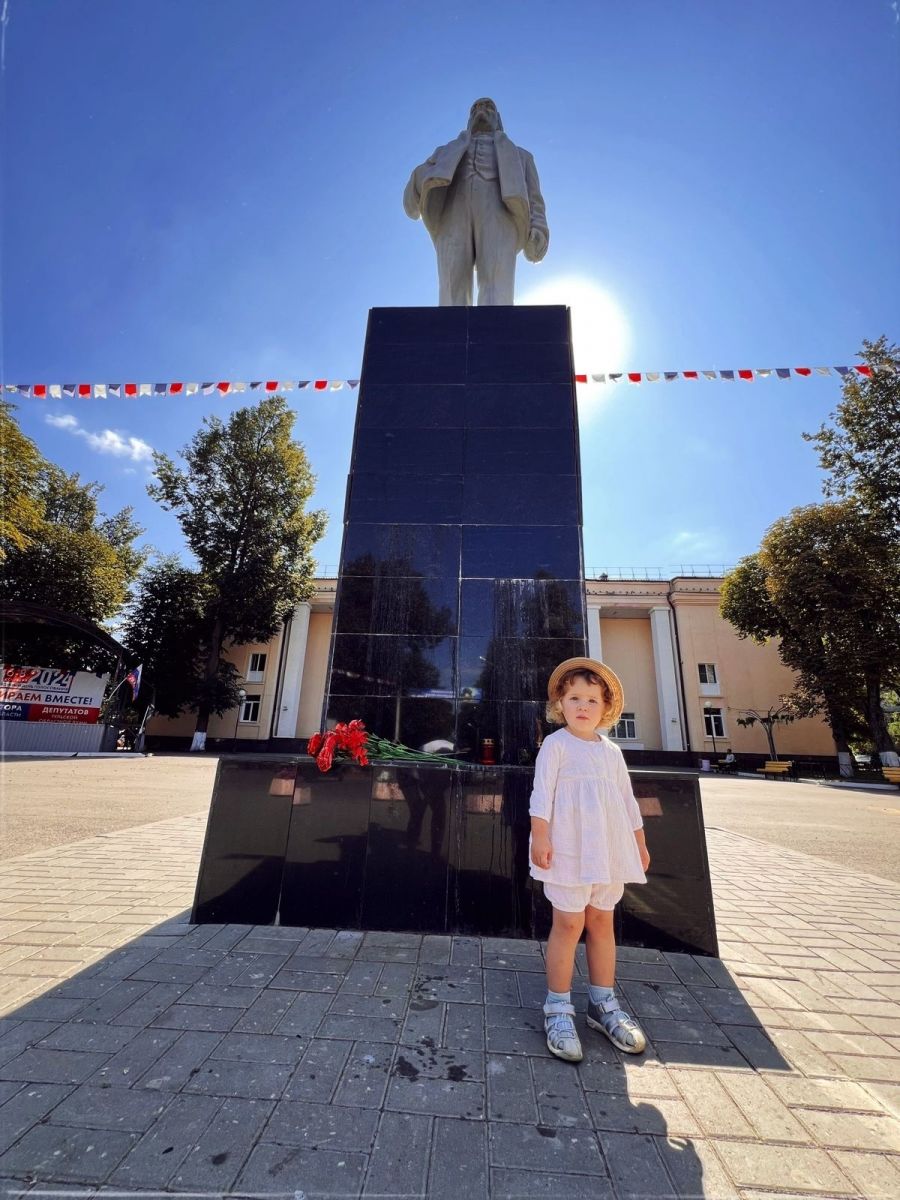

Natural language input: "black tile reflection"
[340,523,461,579]
[353,429,464,475]
[458,636,585,700]
[191,759,294,925]
[348,474,463,524]
[357,386,465,430]
[334,575,458,636]
[329,634,455,697]
[462,525,582,580]
[361,767,452,930]
[467,304,570,344]
[363,341,467,386]
[368,307,468,345]
[455,701,547,766]
[194,759,718,953]
[460,579,585,639]
[463,384,575,430]
[467,341,572,385]
[277,763,372,929]
[464,428,576,476]
[463,475,579,525]
[327,695,456,752]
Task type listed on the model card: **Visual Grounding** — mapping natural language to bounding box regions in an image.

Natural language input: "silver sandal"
[543,1000,583,1062]
[586,995,647,1054]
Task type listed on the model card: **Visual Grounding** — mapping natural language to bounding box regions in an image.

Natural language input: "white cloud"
[44,412,154,462]
[668,529,724,559]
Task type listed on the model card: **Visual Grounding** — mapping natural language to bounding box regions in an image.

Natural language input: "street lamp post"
[233,688,247,750]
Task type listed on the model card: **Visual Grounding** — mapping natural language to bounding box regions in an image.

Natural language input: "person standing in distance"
[530,658,651,1062]
[403,98,549,306]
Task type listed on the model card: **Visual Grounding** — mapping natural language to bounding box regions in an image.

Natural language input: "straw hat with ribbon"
[546,657,625,728]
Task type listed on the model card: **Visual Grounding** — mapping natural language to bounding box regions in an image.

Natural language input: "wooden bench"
[756,760,793,779]
[882,766,900,787]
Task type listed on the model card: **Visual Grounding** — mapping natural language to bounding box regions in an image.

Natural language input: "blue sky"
[4,0,898,576]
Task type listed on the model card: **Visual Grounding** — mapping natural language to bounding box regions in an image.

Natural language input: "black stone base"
[192,756,718,956]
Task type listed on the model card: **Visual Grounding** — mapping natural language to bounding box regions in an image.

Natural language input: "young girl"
[529,656,650,1062]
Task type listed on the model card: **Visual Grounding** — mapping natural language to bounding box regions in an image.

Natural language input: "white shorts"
[543,880,625,913]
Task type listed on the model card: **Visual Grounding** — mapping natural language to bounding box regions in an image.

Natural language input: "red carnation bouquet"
[306,719,470,772]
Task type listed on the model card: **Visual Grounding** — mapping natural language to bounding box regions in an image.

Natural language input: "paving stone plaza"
[0,780,899,1197]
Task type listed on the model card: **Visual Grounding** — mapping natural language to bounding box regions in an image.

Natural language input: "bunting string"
[4,364,893,400]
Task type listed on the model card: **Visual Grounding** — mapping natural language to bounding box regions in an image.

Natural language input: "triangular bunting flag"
[776,369,791,379]
[33,385,47,398]
[348,379,360,389]
[834,366,851,376]
[3,385,16,393]
[682,371,698,380]
[139,383,152,396]
[756,369,773,378]
[574,374,588,384]
[201,382,215,393]
[297,381,311,389]
[314,380,328,390]
[124,383,137,396]
[702,371,717,381]
[108,384,121,397]
[78,384,91,396]
[738,370,753,380]
[720,370,735,381]
[186,383,199,396]
[169,382,183,394]
[17,385,31,395]
[233,382,247,393]
[280,381,296,391]
[627,373,641,383]
[329,381,344,391]
[154,383,167,395]
[250,382,262,390]
[609,373,623,383]
[94,384,107,398]
[591,374,606,384]
[664,372,678,382]
[815,367,831,376]
[794,367,812,377]
[216,382,231,394]
[646,372,660,382]
[63,384,76,397]
[49,384,62,399]
[265,381,278,391]
[854,365,872,376]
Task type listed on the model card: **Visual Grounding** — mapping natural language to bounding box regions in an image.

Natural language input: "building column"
[274,602,311,739]
[587,604,603,661]
[649,606,685,751]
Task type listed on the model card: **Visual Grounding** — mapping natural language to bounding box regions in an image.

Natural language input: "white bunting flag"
[49,384,62,399]
[94,384,107,398]
[186,383,199,396]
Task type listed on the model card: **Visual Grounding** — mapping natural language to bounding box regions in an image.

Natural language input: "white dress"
[528,727,646,886]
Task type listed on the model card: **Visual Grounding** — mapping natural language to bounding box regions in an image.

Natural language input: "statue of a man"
[403,98,549,306]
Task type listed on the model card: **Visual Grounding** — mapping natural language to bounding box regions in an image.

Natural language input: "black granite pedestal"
[324,305,586,763]
[192,757,718,956]
[191,305,719,954]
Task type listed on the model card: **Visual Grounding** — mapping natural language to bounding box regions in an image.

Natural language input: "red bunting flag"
[854,365,872,376]
[216,382,230,393]
[125,383,137,395]
[78,383,91,396]
[794,367,812,377]
[265,381,278,391]
[738,370,753,380]
[169,382,183,394]
[574,374,587,384]
[683,371,698,380]
[33,384,47,397]
[627,372,641,383]
[314,380,328,390]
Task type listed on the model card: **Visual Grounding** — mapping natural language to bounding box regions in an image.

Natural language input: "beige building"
[148,572,835,761]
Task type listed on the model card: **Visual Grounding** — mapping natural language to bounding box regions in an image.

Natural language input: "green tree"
[0,406,146,670]
[803,337,900,534]
[721,502,900,771]
[0,401,45,558]
[148,396,326,749]
[119,555,234,720]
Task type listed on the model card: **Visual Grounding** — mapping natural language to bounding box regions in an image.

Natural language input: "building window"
[703,707,725,738]
[240,695,261,723]
[698,662,720,696]
[247,652,267,682]
[610,712,637,740]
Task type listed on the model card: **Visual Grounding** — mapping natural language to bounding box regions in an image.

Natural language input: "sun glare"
[518,276,630,375]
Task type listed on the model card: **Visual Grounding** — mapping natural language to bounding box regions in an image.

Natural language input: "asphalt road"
[1,757,898,881]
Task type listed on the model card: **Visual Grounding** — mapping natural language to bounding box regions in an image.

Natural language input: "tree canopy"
[145,395,326,745]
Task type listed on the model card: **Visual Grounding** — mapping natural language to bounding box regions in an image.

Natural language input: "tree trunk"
[865,673,900,767]
[825,700,855,777]
[763,720,778,760]
[190,618,225,753]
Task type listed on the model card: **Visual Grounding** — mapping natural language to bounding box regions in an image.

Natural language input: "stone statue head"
[468,97,503,133]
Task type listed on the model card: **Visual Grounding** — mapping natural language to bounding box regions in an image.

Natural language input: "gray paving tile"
[363,1110,430,1195]
[268,967,341,992]
[265,1098,379,1150]
[318,1014,402,1042]
[0,1021,66,1066]
[332,1042,395,1109]
[414,965,483,1005]
[136,1029,223,1091]
[280,953,353,974]
[272,989,333,1036]
[169,1097,273,1191]
[209,1031,307,1065]
[532,1055,593,1128]
[489,1121,604,1174]
[386,1071,484,1120]
[653,1134,739,1199]
[34,1023,137,1054]
[599,1130,678,1199]
[107,1093,221,1187]
[0,1124,138,1184]
[48,1084,171,1131]
[419,935,452,965]
[444,1001,484,1051]
[325,930,365,958]
[0,1083,72,1155]
[337,960,383,995]
[231,988,295,1034]
[450,937,481,967]
[150,1003,239,1032]
[236,1142,367,1195]
[487,1053,537,1123]
[109,982,190,1027]
[328,991,408,1020]
[652,1039,750,1069]
[175,982,262,1008]
[0,1048,108,1085]
[182,1057,293,1100]
[72,981,154,1023]
[484,968,520,1006]
[12,997,86,1022]
[428,1115,488,1198]
[128,960,209,985]
[284,1037,353,1103]
[90,1027,182,1088]
[490,1167,613,1198]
